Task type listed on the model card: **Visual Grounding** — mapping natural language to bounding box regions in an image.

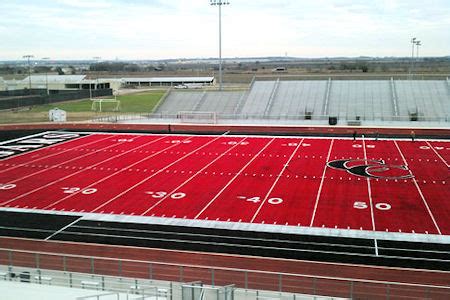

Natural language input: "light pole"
[415,41,421,75]
[210,0,229,91]
[42,57,50,95]
[91,56,101,98]
[23,54,34,90]
[415,41,422,60]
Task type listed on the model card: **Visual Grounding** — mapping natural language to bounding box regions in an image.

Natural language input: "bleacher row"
[155,79,450,123]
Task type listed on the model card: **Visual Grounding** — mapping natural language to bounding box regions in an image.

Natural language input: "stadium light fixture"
[23,54,34,90]
[42,57,50,95]
[210,0,230,91]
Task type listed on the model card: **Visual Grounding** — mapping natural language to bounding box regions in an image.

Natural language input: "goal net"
[91,99,121,112]
[178,111,217,124]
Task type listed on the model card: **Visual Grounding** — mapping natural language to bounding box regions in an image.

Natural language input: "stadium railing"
[0,247,448,299]
[92,112,449,125]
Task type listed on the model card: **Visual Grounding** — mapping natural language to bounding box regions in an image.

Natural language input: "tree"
[55,67,64,75]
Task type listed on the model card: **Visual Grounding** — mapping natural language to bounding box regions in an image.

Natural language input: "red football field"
[0,132,449,236]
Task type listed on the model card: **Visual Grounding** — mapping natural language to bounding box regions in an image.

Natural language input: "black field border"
[0,209,448,271]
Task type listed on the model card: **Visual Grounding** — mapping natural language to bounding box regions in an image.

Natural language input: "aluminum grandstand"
[138,78,450,126]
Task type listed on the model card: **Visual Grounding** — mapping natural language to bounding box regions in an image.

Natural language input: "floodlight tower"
[210,0,230,91]
[23,54,34,90]
[42,57,50,95]
[90,56,102,99]
[409,37,417,76]
[415,41,422,60]
[415,40,422,75]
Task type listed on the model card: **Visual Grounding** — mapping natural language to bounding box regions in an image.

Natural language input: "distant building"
[0,75,214,92]
[0,75,116,92]
[122,76,215,87]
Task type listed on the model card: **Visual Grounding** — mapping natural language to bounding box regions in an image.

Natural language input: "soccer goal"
[91,98,121,112]
[178,111,217,124]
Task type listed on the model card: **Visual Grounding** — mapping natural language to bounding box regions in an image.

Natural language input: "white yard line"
[194,138,275,219]
[362,135,376,232]
[41,135,176,210]
[393,140,442,235]
[91,134,228,213]
[0,135,166,206]
[425,141,449,168]
[0,134,110,175]
[362,135,378,256]
[44,217,82,241]
[141,137,249,215]
[309,139,334,227]
[250,139,304,223]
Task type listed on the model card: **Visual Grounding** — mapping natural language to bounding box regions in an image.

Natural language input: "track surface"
[0,131,449,235]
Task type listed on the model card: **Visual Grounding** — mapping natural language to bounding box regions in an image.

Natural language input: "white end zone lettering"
[0,131,89,160]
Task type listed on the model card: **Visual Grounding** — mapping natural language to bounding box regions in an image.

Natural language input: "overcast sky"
[1,0,449,60]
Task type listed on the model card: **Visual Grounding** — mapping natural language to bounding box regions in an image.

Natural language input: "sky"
[1,0,450,60]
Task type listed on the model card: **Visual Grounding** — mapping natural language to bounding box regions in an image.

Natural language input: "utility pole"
[415,41,421,75]
[415,41,422,60]
[42,57,50,95]
[210,0,230,91]
[23,54,34,90]
[91,56,101,98]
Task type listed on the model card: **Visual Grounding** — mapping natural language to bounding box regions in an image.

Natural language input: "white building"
[0,75,215,92]
[2,75,119,92]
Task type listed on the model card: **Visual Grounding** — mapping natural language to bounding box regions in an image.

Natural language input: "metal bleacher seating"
[153,78,450,125]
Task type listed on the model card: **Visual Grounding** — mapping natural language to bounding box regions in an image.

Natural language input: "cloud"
[55,0,112,9]
[0,0,449,60]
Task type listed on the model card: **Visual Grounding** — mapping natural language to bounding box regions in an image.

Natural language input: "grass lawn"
[30,90,165,113]
[0,90,166,124]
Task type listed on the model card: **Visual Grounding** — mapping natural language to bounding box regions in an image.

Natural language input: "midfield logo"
[327,159,414,180]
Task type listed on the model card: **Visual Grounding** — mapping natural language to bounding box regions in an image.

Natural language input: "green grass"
[29,90,165,113]
[30,100,93,112]
[116,91,165,112]
[0,90,166,124]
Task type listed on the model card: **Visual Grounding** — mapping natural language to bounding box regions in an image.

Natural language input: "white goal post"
[91,98,121,112]
[178,111,217,124]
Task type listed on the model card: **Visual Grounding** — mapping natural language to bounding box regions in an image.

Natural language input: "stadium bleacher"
[154,78,450,125]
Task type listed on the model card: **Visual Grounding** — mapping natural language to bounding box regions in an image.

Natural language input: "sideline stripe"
[309,139,334,227]
[141,137,249,215]
[393,141,442,235]
[194,138,275,219]
[250,138,304,223]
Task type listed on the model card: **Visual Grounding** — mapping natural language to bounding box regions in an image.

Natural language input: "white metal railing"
[92,112,450,124]
[0,248,449,299]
